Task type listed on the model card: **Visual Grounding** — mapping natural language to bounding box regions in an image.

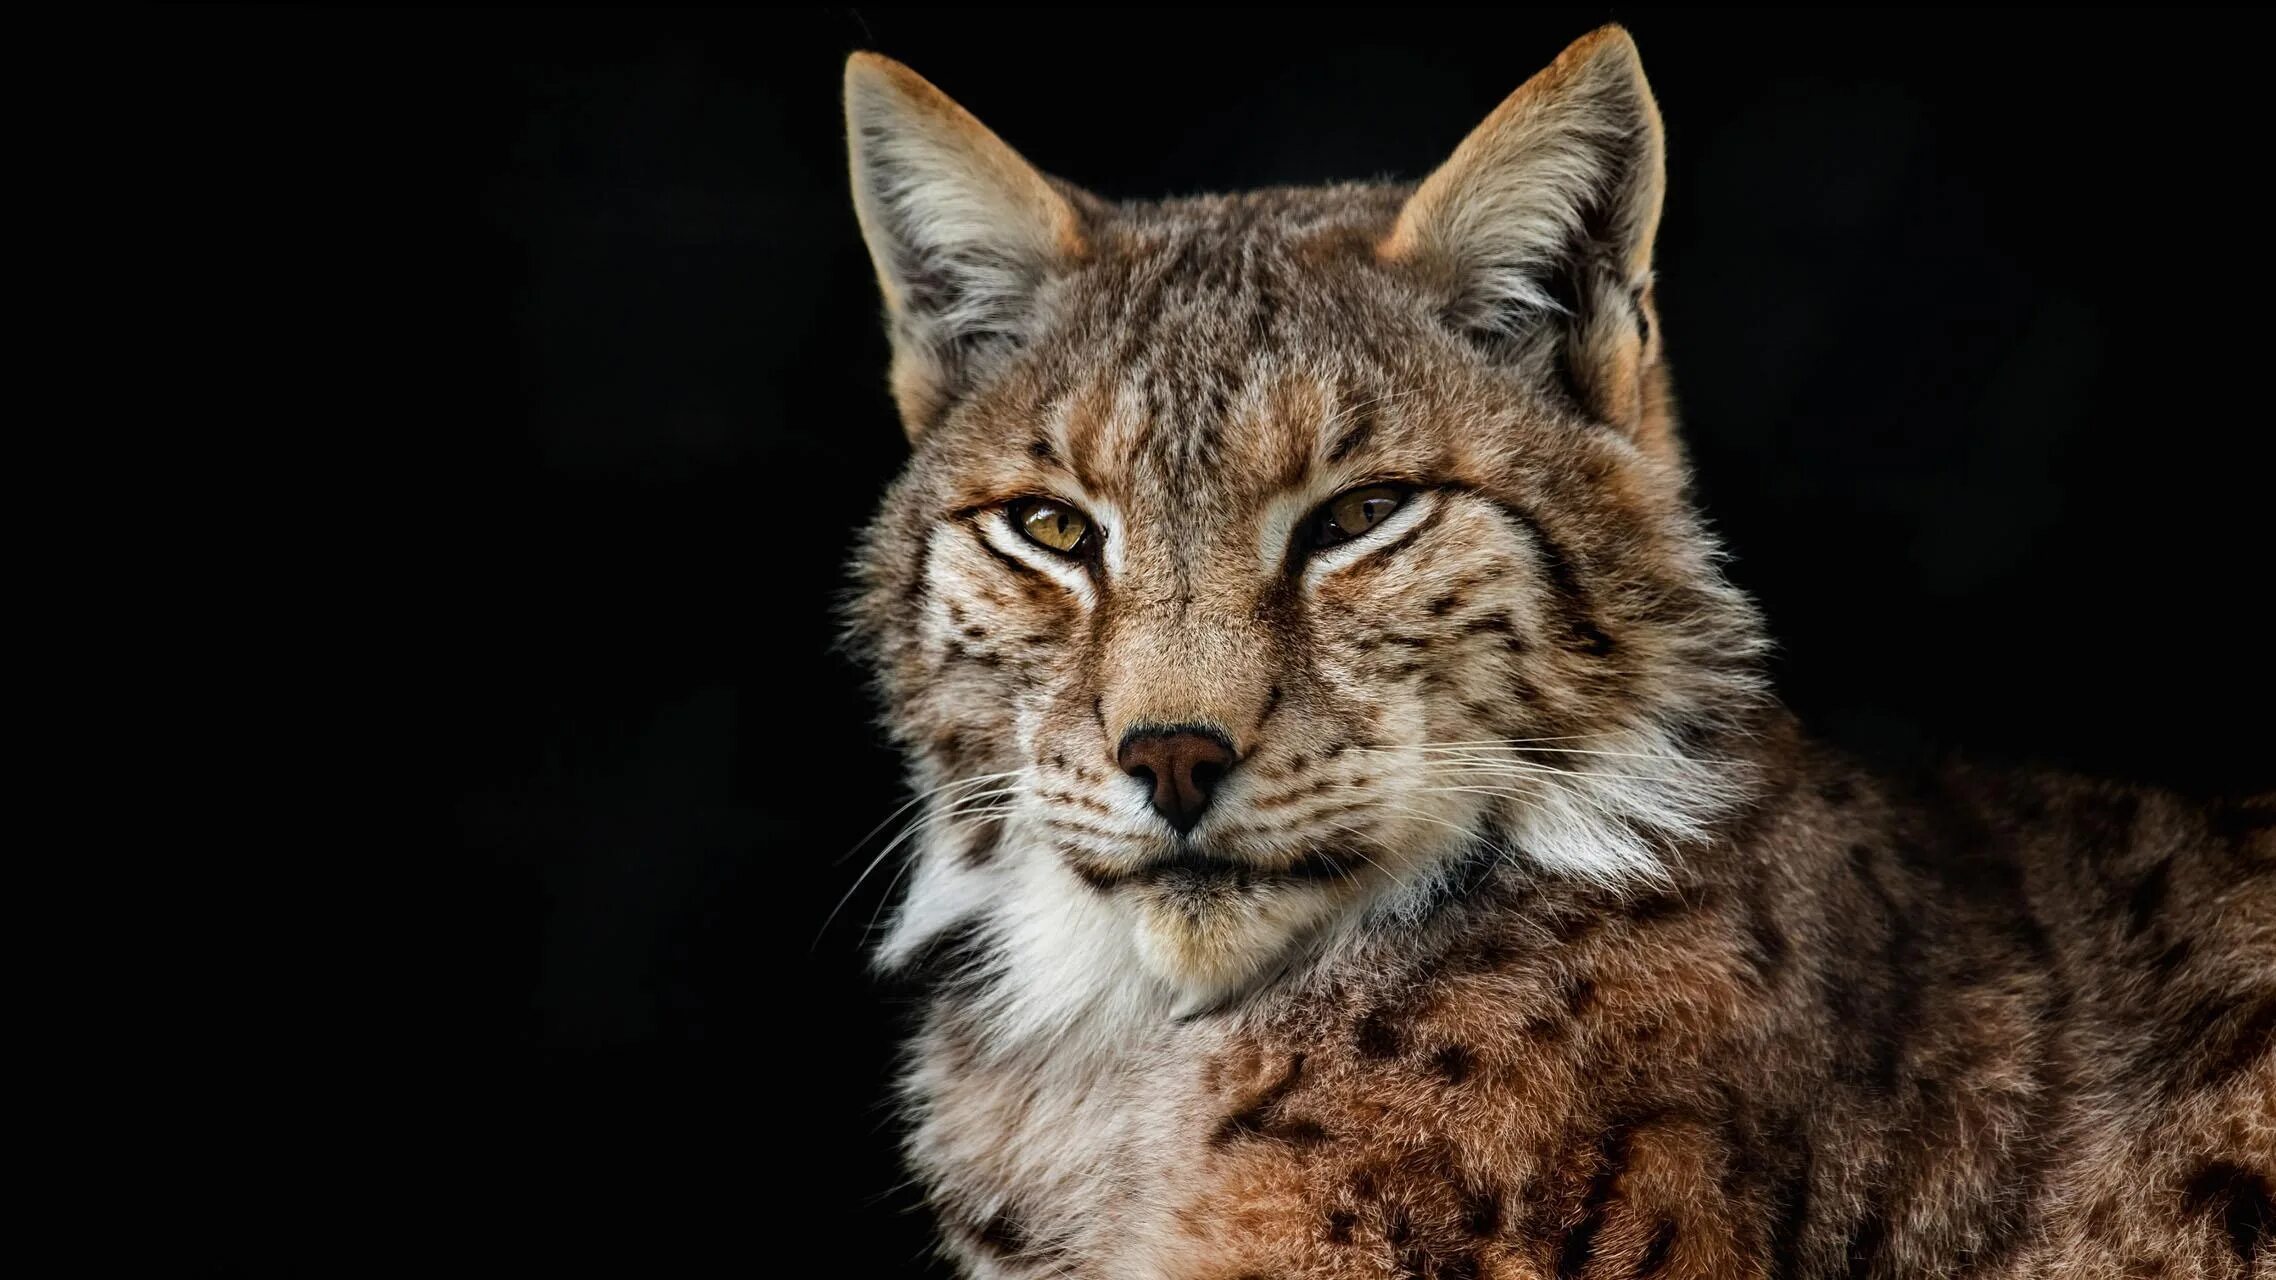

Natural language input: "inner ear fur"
[843,52,1090,437]
[1380,26,1671,449]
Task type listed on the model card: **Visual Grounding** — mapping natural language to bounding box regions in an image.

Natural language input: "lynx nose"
[1118,727,1238,834]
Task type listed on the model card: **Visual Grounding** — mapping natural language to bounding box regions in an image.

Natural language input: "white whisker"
[817,789,1021,946]
[833,770,1021,866]
[863,804,1013,936]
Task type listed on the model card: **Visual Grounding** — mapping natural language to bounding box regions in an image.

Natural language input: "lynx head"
[841,28,1766,1029]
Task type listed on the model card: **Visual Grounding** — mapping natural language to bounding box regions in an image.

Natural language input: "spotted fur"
[838,28,2275,1279]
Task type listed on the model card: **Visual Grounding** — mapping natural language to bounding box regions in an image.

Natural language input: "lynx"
[838,27,2273,1279]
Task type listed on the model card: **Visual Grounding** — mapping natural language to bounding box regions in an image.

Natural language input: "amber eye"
[1012,498,1094,557]
[1306,485,1406,549]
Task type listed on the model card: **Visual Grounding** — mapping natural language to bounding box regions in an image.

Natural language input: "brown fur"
[1131,752,2275,1278]
[839,27,2276,1279]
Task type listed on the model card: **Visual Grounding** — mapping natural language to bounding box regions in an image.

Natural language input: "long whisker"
[1389,757,1720,780]
[1355,740,1722,764]
[1406,785,1550,800]
[1348,758,1651,786]
[1295,820,1377,890]
[1399,759,1745,810]
[827,798,1013,945]
[1362,801,1494,843]
[862,803,1013,937]
[1357,734,1604,745]
[1374,747,1705,763]
[815,790,1020,946]
[1383,756,1638,778]
[833,770,1021,866]
[1351,801,1542,880]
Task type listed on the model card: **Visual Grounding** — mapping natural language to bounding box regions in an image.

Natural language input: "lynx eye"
[1012,498,1094,557]
[1306,485,1407,549]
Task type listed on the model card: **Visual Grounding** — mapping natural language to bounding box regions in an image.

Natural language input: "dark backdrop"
[154,7,2272,1271]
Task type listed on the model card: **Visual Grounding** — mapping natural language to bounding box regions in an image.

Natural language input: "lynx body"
[839,29,2275,1278]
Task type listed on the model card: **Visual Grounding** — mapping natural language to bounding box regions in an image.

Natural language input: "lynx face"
[844,32,1766,1019]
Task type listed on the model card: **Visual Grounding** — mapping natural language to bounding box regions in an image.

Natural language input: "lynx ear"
[844,53,1087,436]
[1382,27,1668,441]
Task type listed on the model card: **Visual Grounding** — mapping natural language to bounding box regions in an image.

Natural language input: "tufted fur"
[838,27,2275,1279]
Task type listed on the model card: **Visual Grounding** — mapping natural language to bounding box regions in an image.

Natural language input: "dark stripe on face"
[1284,849,1358,881]
[1348,500,1449,575]
[1445,486,1616,657]
[1065,856,1121,893]
[1256,683,1284,734]
[894,531,938,649]
[956,816,1005,868]
[964,517,1041,577]
[1068,846,1357,891]
[1326,406,1376,463]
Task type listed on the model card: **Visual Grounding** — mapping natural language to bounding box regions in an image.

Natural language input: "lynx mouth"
[1067,846,1358,892]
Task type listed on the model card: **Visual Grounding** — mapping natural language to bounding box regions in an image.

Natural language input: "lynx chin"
[835,26,2273,1280]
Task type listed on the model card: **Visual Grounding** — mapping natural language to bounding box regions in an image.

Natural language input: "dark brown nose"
[1118,727,1238,833]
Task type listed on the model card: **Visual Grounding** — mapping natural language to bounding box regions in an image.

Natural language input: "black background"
[152,7,2271,1271]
